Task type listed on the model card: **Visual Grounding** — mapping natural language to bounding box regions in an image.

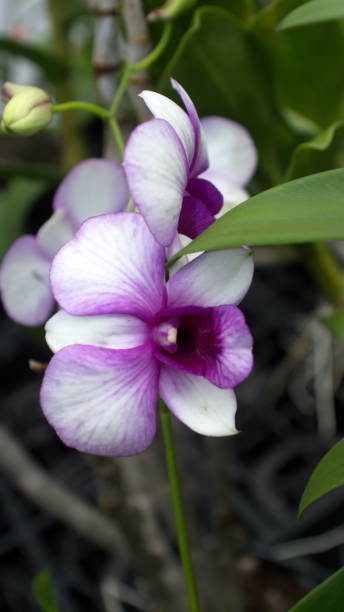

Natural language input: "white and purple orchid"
[40,212,254,457]
[124,79,257,247]
[200,116,257,213]
[124,79,222,246]
[0,159,129,326]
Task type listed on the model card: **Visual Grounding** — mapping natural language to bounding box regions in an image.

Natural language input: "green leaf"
[144,0,255,19]
[167,169,344,263]
[299,438,344,517]
[159,6,296,187]
[252,2,344,129]
[279,0,344,30]
[33,571,59,612]
[252,0,310,31]
[323,308,344,342]
[0,178,48,258]
[197,0,255,20]
[286,121,344,180]
[288,567,344,611]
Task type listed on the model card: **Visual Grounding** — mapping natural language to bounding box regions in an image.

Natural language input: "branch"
[0,425,128,559]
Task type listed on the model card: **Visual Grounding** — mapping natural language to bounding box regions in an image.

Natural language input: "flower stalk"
[159,400,201,612]
[51,21,173,156]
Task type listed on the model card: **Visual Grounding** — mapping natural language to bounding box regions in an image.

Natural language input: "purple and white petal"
[171,79,208,177]
[178,195,215,239]
[37,210,74,258]
[201,116,257,186]
[139,90,195,167]
[187,177,223,216]
[155,305,253,388]
[200,170,248,214]
[41,344,159,457]
[46,310,149,353]
[206,305,253,388]
[54,159,129,228]
[124,119,188,246]
[159,367,238,436]
[51,213,166,319]
[167,248,254,308]
[0,235,54,326]
[166,233,192,276]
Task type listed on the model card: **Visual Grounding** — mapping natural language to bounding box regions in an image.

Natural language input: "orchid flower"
[200,116,257,214]
[124,78,223,246]
[0,159,129,326]
[40,212,254,457]
[124,79,257,247]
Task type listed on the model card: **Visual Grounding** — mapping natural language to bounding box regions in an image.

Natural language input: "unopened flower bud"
[1,82,53,136]
[148,0,196,21]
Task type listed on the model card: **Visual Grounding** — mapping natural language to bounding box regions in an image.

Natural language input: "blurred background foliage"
[1,0,344,255]
[1,2,344,610]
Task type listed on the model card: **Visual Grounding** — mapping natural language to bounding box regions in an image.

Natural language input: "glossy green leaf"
[33,571,59,612]
[0,178,47,258]
[168,169,344,263]
[279,0,344,30]
[299,438,344,517]
[144,0,254,19]
[159,6,296,187]
[252,2,344,128]
[197,0,255,20]
[323,309,344,342]
[289,567,344,611]
[286,121,344,180]
[253,0,310,29]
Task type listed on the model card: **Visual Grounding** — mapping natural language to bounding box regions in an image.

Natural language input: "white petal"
[201,116,257,186]
[171,79,208,176]
[160,367,238,436]
[46,310,149,353]
[0,235,54,326]
[41,344,159,457]
[167,248,254,308]
[200,170,249,214]
[53,158,129,227]
[124,119,188,246]
[37,210,74,258]
[140,90,195,166]
[51,213,166,319]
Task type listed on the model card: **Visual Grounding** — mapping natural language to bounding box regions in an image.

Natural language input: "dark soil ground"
[1,240,343,611]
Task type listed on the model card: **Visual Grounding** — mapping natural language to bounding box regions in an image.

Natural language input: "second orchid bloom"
[0,79,257,456]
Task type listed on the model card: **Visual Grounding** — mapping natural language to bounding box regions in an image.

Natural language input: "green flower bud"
[148,0,196,21]
[1,82,53,136]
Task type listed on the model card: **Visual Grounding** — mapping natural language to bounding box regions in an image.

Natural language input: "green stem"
[50,22,172,155]
[159,401,201,612]
[132,21,173,73]
[53,101,109,119]
[300,242,344,308]
[109,117,125,156]
[109,22,173,118]
[109,65,132,118]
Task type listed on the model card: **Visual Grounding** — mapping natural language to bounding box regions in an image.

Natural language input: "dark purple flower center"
[178,177,223,239]
[153,306,221,377]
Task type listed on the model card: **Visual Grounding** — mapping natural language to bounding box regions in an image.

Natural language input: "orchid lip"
[153,318,179,354]
[41,213,254,455]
